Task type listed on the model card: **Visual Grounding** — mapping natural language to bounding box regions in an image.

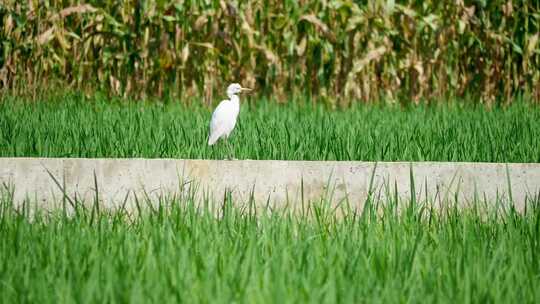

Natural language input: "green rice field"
[0,93,539,162]
[2,0,540,301]
[1,94,540,303]
[1,191,539,303]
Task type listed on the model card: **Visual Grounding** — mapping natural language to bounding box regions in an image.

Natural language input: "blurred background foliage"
[0,0,539,106]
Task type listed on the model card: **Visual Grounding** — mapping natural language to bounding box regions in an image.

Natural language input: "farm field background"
[1,94,539,162]
[2,1,540,302]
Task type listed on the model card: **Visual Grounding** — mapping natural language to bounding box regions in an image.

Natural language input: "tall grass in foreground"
[0,187,539,303]
[0,93,539,162]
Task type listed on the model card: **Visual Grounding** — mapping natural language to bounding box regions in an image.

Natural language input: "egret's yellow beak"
[240,87,253,93]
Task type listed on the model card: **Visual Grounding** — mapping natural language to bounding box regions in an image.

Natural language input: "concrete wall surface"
[0,158,539,211]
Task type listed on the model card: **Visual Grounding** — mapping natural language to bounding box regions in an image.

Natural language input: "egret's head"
[227,83,252,97]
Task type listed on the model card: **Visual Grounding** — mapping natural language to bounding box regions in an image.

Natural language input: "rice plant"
[0,93,539,162]
[0,185,539,303]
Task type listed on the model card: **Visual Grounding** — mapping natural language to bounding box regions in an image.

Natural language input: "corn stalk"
[1,0,539,105]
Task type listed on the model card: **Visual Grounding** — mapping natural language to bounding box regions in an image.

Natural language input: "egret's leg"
[221,132,236,160]
[226,139,235,160]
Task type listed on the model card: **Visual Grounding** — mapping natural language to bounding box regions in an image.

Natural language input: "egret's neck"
[228,94,240,105]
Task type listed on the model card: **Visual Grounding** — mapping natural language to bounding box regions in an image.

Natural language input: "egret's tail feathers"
[208,135,219,146]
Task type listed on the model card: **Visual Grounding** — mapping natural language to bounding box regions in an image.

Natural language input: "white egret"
[208,83,252,154]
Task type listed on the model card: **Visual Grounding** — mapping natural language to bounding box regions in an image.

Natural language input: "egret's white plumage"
[208,83,251,146]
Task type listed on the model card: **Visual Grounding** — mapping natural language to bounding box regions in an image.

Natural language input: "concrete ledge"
[1,158,539,210]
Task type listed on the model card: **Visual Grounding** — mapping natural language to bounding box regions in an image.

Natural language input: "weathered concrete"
[0,158,539,211]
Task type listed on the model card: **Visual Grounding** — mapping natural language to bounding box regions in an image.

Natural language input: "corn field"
[1,0,539,105]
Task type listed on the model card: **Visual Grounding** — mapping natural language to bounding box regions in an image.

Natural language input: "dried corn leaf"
[59,4,97,18]
[181,44,190,63]
[4,14,13,35]
[297,37,307,56]
[346,15,366,32]
[37,27,55,45]
[351,46,387,74]
[194,15,208,31]
[300,14,336,42]
[191,42,215,49]
[395,4,416,18]
[526,33,539,56]
[55,29,71,50]
[254,44,279,64]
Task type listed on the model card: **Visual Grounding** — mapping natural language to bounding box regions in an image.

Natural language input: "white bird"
[208,83,252,146]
